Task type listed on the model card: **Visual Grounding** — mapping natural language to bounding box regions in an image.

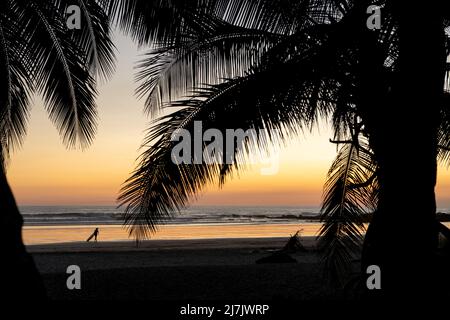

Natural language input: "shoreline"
[23,221,316,228]
[27,236,318,253]
[24,221,450,247]
[23,222,323,246]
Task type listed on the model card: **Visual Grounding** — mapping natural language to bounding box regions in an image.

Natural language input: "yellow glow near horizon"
[6,34,450,208]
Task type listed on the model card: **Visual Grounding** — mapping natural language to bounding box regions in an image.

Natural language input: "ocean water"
[20,206,322,226]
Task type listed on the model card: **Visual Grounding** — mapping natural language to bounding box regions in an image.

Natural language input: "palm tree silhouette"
[115,0,450,297]
[0,0,115,299]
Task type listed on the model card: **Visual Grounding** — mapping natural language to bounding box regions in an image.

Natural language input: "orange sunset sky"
[6,33,450,208]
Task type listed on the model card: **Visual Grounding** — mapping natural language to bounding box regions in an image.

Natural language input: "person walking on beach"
[86,227,99,242]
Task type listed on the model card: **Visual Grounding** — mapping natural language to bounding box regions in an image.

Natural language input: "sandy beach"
[26,222,450,301]
[30,238,344,301]
[26,223,354,301]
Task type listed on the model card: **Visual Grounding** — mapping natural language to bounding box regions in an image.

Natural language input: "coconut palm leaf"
[25,1,100,148]
[317,132,378,285]
[117,2,382,239]
[135,20,284,116]
[118,17,366,238]
[109,0,317,45]
[128,0,401,119]
[438,93,450,165]
[0,2,32,163]
[116,0,339,116]
[67,0,116,81]
[0,0,116,163]
[109,0,218,46]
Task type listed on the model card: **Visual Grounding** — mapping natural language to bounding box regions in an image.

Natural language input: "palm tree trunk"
[361,2,448,298]
[0,159,46,300]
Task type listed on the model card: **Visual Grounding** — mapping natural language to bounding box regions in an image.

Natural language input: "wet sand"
[23,223,322,245]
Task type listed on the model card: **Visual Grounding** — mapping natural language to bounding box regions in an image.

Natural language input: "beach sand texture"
[30,237,345,301]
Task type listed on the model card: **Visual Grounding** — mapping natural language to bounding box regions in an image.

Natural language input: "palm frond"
[118,100,286,240]
[110,0,210,46]
[23,1,99,148]
[118,34,351,239]
[109,0,353,115]
[117,0,327,115]
[0,0,116,162]
[317,133,378,286]
[438,92,450,165]
[117,10,383,239]
[135,20,283,116]
[118,107,199,240]
[0,1,33,163]
[110,0,314,46]
[67,0,116,81]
